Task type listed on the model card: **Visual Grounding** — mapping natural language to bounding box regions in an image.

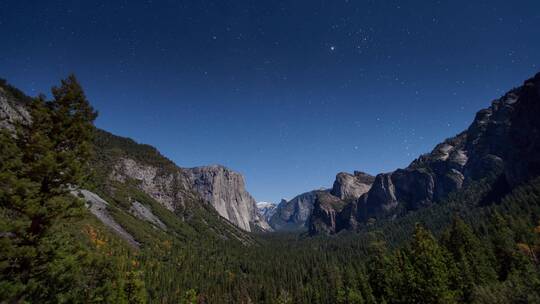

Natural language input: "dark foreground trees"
[0,76,146,303]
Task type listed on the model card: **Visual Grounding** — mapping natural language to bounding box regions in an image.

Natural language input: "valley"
[1,72,540,303]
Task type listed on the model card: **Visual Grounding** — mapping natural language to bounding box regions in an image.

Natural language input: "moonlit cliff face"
[184,165,272,232]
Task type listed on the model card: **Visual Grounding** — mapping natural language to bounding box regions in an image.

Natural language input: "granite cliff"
[184,165,271,232]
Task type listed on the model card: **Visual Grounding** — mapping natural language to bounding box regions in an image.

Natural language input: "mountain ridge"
[308,71,540,234]
[0,82,269,246]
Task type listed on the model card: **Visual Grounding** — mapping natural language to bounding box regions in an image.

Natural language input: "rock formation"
[110,159,271,232]
[308,192,348,234]
[310,72,540,234]
[269,171,374,231]
[184,165,271,232]
[0,85,31,130]
[130,201,167,230]
[73,189,140,248]
[331,171,375,201]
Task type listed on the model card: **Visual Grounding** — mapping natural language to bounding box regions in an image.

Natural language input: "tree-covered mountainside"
[91,128,270,234]
[88,128,257,245]
[1,74,540,303]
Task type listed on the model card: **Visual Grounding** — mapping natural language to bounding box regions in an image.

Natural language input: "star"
[330,46,336,51]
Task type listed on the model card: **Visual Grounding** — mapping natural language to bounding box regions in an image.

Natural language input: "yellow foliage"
[84,225,107,249]
[517,243,533,256]
[162,239,172,250]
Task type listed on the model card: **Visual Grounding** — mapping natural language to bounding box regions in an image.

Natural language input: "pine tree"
[441,217,497,301]
[0,75,115,302]
[490,212,518,280]
[402,224,455,303]
[366,241,399,303]
[125,271,147,304]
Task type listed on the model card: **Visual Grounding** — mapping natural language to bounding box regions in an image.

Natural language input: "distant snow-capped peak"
[257,202,277,222]
[257,201,276,208]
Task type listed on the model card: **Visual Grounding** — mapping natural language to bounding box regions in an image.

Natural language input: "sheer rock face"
[310,72,540,234]
[184,165,271,232]
[110,157,194,212]
[73,189,140,248]
[111,160,271,232]
[331,171,375,201]
[308,192,348,235]
[269,191,323,231]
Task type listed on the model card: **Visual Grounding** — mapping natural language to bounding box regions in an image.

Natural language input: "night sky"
[1,1,539,204]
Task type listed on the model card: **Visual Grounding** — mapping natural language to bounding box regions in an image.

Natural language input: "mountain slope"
[310,72,540,234]
[269,171,375,231]
[102,137,270,233]
[91,129,261,242]
[0,82,259,247]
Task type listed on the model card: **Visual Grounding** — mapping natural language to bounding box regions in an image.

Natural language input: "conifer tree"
[441,217,497,301]
[366,241,398,303]
[0,75,106,302]
[403,224,455,303]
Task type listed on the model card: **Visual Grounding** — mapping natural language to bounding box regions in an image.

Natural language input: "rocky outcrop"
[331,171,374,201]
[184,165,271,232]
[110,157,196,212]
[0,85,31,130]
[257,202,277,223]
[310,72,540,234]
[308,192,348,234]
[73,189,140,248]
[130,201,167,230]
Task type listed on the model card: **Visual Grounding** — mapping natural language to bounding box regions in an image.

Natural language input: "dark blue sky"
[1,1,539,203]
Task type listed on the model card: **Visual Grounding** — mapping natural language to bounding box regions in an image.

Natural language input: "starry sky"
[1,1,539,204]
